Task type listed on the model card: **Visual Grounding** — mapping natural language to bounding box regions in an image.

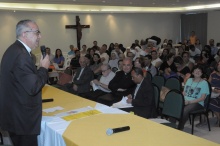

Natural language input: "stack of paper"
[112,96,133,108]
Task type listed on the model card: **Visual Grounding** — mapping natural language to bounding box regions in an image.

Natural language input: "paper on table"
[95,103,128,114]
[43,106,64,113]
[55,106,102,121]
[112,96,133,108]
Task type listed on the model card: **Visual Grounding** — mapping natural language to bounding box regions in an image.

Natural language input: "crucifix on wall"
[65,16,90,50]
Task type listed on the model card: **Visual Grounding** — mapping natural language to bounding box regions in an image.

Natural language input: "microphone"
[40,45,46,59]
[42,98,54,103]
[106,126,130,136]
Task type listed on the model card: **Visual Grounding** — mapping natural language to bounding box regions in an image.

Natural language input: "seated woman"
[90,53,102,78]
[209,61,220,126]
[179,65,210,130]
[159,53,177,79]
[54,48,65,68]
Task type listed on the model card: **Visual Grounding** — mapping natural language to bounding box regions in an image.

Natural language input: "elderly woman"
[179,65,210,130]
[209,61,220,126]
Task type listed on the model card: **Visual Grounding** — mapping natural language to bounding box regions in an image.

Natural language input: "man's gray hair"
[16,19,36,39]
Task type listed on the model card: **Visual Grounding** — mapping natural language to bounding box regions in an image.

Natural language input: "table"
[38,85,219,146]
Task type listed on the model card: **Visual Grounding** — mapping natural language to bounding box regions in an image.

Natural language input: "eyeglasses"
[25,30,41,35]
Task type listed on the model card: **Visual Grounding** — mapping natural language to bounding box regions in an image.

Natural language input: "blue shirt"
[184,78,209,106]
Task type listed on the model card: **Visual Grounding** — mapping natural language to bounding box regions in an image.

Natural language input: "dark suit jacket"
[131,77,157,118]
[73,66,94,94]
[0,40,48,135]
[108,71,136,98]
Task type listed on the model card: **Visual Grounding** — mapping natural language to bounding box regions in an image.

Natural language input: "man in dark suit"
[62,56,94,95]
[97,58,136,106]
[0,20,50,146]
[126,67,157,118]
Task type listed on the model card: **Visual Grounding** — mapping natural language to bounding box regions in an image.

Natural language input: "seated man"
[97,58,136,106]
[144,54,157,77]
[62,56,94,95]
[125,67,157,118]
[82,64,115,101]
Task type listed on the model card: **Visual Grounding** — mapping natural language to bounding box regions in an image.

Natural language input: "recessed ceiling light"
[102,1,106,3]
[129,2,132,5]
[152,2,156,5]
[176,0,180,2]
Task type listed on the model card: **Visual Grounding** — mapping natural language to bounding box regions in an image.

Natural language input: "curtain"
[181,13,207,47]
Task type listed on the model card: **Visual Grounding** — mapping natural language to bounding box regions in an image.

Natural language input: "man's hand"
[40,54,50,69]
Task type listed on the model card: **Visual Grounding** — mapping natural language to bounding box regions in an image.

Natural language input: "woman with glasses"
[179,65,210,130]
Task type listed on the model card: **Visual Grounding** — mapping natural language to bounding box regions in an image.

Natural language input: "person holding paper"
[82,64,115,101]
[97,58,136,106]
[125,67,157,118]
[0,19,50,146]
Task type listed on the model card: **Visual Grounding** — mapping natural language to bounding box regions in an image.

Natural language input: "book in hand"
[112,96,133,108]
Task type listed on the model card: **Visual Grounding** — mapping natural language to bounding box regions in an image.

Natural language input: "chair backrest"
[204,81,212,111]
[152,75,165,90]
[162,89,184,121]
[146,71,152,81]
[152,83,160,110]
[165,76,181,91]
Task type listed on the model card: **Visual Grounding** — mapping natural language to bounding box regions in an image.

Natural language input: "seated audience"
[159,53,177,79]
[46,47,54,64]
[80,44,87,56]
[99,44,109,64]
[82,64,115,101]
[144,55,157,77]
[62,56,94,95]
[90,53,102,78]
[108,51,119,69]
[182,51,194,71]
[151,50,162,69]
[134,57,147,77]
[179,66,210,130]
[97,58,136,106]
[54,48,65,68]
[174,56,190,83]
[70,50,80,71]
[67,45,75,59]
[122,67,157,118]
[209,61,220,126]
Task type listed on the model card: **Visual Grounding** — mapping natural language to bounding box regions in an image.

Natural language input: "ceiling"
[0,0,220,13]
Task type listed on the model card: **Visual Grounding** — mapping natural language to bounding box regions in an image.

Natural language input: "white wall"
[207,11,220,45]
[0,11,181,60]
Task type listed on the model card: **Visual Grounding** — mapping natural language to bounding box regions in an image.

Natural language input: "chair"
[159,76,181,110]
[189,81,212,135]
[146,71,152,81]
[152,83,160,113]
[164,76,181,91]
[152,75,165,91]
[161,89,185,130]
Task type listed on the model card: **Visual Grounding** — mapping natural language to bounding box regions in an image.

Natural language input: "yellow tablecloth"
[42,85,219,146]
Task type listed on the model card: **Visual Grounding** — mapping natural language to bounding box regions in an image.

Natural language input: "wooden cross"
[65,16,90,50]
